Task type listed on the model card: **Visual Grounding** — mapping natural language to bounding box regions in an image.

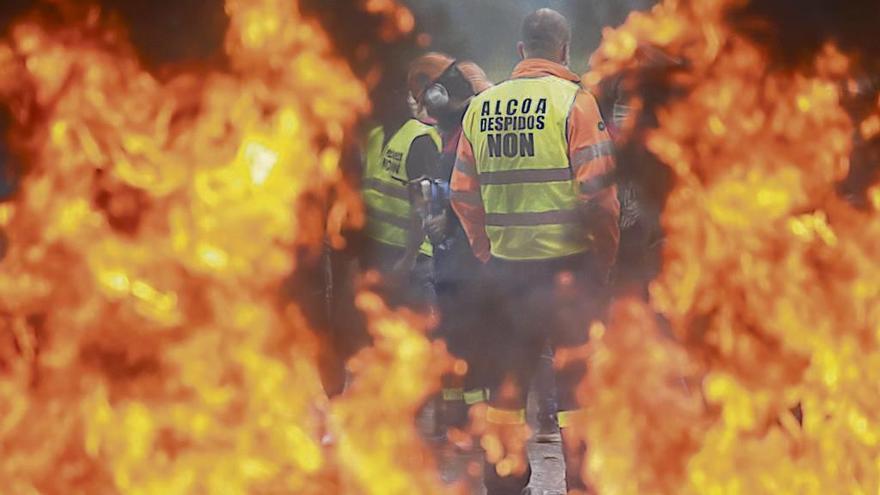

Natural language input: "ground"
[432,438,565,494]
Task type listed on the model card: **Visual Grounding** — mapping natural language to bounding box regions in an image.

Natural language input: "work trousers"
[435,276,495,427]
[479,254,606,495]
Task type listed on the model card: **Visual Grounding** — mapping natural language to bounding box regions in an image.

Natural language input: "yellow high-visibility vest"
[362,119,440,256]
[462,76,588,261]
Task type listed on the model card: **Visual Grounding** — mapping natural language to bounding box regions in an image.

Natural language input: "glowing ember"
[579,0,880,493]
[0,1,448,494]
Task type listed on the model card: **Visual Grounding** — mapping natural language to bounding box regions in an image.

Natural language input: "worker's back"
[461,75,586,261]
[449,9,619,495]
[361,119,439,259]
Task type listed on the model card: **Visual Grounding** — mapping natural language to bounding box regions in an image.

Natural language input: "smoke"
[404,0,655,80]
[726,0,880,203]
[728,0,880,71]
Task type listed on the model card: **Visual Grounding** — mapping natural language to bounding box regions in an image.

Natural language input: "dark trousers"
[436,277,495,384]
[480,254,605,494]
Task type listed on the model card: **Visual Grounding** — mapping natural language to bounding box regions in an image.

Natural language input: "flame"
[0,1,451,494]
[330,289,454,494]
[6,0,879,493]
[362,0,416,40]
[579,0,880,493]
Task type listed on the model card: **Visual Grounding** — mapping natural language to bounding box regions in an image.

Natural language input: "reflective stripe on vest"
[462,76,587,260]
[362,119,441,256]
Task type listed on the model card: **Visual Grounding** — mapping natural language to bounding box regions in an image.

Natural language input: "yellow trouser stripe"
[464,388,490,405]
[442,388,464,401]
[486,407,526,425]
[557,409,588,429]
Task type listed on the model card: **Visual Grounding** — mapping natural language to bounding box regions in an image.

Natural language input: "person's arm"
[394,134,439,272]
[568,90,621,279]
[450,132,490,263]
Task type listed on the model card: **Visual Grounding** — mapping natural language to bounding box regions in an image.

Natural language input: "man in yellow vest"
[361,72,441,308]
[451,9,620,495]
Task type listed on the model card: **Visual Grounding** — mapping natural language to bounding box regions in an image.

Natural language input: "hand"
[424,211,448,244]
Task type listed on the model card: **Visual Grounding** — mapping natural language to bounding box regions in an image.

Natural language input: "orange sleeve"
[450,133,491,263]
[568,90,620,276]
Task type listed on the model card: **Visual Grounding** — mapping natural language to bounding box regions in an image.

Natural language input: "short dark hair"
[521,8,571,61]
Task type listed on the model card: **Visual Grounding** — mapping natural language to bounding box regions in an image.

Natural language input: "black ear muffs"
[423,82,450,110]
[423,60,458,113]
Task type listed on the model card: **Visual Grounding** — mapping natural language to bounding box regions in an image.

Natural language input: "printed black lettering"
[521,98,532,114]
[519,133,535,157]
[503,133,518,157]
[506,99,519,115]
[488,134,503,158]
[536,98,547,114]
[494,100,502,115]
[536,115,546,130]
[382,155,402,174]
[481,101,490,116]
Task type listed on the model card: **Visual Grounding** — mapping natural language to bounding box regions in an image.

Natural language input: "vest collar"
[511,59,581,83]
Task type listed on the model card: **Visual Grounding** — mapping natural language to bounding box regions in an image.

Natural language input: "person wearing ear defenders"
[407,53,495,434]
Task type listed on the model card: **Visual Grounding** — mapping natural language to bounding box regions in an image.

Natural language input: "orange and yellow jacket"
[451,58,620,271]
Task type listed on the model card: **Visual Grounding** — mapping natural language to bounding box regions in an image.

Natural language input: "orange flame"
[0,1,451,494]
[580,0,880,493]
[330,290,454,494]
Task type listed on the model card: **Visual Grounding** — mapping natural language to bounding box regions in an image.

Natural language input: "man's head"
[407,52,455,104]
[408,53,492,127]
[518,8,572,66]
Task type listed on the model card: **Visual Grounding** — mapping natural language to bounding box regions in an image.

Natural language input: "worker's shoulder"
[401,118,437,135]
[468,79,511,105]
[571,86,602,115]
[463,78,538,117]
[472,76,577,97]
[543,75,582,92]
[463,84,502,123]
[363,125,384,148]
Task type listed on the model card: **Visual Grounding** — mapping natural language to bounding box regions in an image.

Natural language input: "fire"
[0,1,450,494]
[5,0,878,492]
[330,290,454,494]
[580,0,880,493]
